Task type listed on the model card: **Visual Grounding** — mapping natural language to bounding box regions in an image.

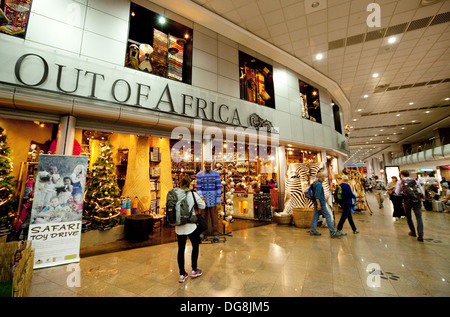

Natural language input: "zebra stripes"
[283,162,330,214]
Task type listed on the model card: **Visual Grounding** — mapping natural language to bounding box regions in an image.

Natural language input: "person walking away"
[395,170,425,242]
[176,175,206,283]
[336,175,359,235]
[310,171,342,238]
[373,175,386,208]
[386,176,404,220]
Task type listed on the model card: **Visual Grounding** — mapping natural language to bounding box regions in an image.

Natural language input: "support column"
[277,145,286,212]
[55,115,76,155]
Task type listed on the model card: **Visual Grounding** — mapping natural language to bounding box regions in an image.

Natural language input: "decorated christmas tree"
[0,127,16,236]
[83,142,121,230]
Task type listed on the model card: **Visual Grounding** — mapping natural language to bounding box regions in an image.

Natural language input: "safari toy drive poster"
[27,155,88,269]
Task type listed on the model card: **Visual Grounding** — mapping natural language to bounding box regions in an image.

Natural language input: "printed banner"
[27,155,88,269]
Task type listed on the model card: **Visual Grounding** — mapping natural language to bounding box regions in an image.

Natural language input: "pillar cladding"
[151,137,172,210]
[122,135,151,211]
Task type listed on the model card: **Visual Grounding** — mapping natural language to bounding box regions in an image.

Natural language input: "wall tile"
[80,31,125,65]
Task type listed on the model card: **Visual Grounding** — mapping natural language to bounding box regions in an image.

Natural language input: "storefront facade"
[0,0,349,244]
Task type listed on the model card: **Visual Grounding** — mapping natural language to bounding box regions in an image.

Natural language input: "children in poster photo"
[30,155,88,224]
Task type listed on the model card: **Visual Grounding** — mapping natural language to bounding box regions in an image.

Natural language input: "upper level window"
[299,79,322,123]
[239,51,275,109]
[332,101,342,134]
[0,0,32,38]
[126,3,193,84]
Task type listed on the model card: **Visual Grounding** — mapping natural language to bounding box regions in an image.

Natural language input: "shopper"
[196,161,222,242]
[373,175,385,208]
[176,175,206,283]
[386,176,405,220]
[439,182,450,211]
[336,175,359,235]
[310,171,342,238]
[395,170,425,242]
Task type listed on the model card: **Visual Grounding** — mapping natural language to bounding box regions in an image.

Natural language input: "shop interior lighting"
[409,102,414,105]
[372,73,379,78]
[158,16,166,24]
[315,53,323,60]
[363,94,368,98]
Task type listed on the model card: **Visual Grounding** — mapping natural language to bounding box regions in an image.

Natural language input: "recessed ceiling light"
[412,120,416,123]
[311,1,320,8]
[409,102,414,105]
[353,119,358,121]
[401,127,405,129]
[372,73,379,78]
[363,94,369,98]
[380,129,383,131]
[357,108,362,112]
[315,53,324,60]
[425,110,431,113]
[445,98,450,101]
[388,37,396,44]
[396,114,400,116]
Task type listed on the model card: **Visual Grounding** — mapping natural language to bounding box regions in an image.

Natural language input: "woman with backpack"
[176,175,206,283]
[336,175,359,235]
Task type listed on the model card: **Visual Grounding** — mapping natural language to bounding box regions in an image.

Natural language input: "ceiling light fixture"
[425,110,431,113]
[372,73,379,78]
[311,1,320,8]
[396,114,400,116]
[315,53,324,60]
[409,102,414,105]
[363,94,369,98]
[388,37,396,44]
[158,16,166,24]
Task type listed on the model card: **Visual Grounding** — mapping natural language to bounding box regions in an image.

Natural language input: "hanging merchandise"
[0,0,31,37]
[167,34,184,81]
[152,28,168,77]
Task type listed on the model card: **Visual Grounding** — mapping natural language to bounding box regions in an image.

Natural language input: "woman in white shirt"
[176,175,206,283]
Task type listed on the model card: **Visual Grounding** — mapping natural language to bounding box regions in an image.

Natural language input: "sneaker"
[191,268,203,278]
[337,230,347,236]
[179,273,188,283]
[353,229,359,234]
[417,236,424,242]
[310,231,321,236]
[331,231,342,238]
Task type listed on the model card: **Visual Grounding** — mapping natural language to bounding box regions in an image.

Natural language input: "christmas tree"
[0,127,16,236]
[83,142,121,230]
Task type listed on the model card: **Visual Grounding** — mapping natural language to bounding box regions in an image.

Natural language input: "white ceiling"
[189,0,450,165]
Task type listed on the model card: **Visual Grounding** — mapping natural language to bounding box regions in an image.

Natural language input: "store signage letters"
[14,53,242,126]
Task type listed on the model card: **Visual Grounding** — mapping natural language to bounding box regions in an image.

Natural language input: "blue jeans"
[311,205,336,234]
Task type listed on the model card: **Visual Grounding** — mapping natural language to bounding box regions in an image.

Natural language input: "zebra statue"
[281,162,331,215]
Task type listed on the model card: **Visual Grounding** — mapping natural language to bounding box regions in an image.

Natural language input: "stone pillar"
[122,135,151,211]
[55,115,76,155]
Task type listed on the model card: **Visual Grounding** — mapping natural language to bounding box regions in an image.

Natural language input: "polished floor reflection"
[29,194,450,297]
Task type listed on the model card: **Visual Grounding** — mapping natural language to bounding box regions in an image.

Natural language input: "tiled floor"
[28,194,450,297]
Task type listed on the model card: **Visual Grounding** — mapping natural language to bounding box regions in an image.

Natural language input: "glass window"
[127,3,193,84]
[239,51,275,108]
[0,0,32,38]
[299,79,322,123]
[332,101,342,133]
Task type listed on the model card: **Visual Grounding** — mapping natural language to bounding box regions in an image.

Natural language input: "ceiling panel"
[191,0,450,164]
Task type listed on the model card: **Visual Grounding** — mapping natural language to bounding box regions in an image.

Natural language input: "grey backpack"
[166,188,195,226]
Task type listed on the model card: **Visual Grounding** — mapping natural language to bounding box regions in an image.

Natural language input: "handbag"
[191,191,208,232]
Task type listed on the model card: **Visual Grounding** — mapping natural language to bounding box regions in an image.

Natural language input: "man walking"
[310,171,342,238]
[395,170,425,242]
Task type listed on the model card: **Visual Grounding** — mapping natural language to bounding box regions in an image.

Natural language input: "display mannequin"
[196,161,222,242]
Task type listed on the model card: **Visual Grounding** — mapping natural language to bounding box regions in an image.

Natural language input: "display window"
[0,0,32,38]
[126,2,193,84]
[299,79,322,123]
[239,51,275,108]
[286,146,319,164]
[332,101,342,134]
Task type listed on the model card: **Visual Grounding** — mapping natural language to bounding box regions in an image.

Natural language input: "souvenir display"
[0,0,31,37]
[167,34,184,81]
[299,80,322,123]
[152,28,168,77]
[138,43,153,72]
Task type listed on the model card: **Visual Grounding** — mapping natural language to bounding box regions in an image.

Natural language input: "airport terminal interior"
[0,0,449,300]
